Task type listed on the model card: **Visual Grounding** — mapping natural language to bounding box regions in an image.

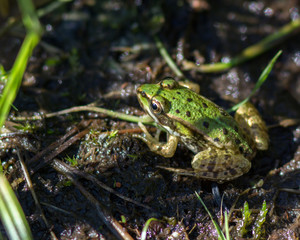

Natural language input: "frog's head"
[136,78,179,125]
[137,84,169,121]
[137,78,200,136]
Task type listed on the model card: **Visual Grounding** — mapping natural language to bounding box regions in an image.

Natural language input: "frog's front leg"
[159,148,251,182]
[134,122,179,158]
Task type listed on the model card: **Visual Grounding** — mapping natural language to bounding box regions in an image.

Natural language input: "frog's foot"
[133,122,179,158]
[235,102,269,150]
[156,165,202,176]
[156,165,233,184]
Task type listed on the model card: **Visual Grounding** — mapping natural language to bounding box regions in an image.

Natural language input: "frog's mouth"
[136,93,144,109]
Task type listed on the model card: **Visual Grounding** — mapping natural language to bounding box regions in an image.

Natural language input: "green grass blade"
[195,192,226,240]
[154,35,185,78]
[184,19,299,73]
[0,33,40,127]
[0,0,42,128]
[17,0,42,34]
[227,50,282,112]
[0,174,33,240]
[224,211,230,240]
[0,0,41,239]
[141,218,163,240]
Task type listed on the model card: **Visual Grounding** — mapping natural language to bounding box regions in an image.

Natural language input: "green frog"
[135,78,269,183]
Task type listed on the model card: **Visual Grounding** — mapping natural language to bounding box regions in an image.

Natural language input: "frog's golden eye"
[150,98,163,114]
[150,96,170,114]
[160,78,178,89]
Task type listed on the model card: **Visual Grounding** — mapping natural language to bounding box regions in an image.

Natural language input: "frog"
[134,77,269,183]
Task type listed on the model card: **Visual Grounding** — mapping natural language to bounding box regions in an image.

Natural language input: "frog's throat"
[144,107,176,137]
[145,106,160,125]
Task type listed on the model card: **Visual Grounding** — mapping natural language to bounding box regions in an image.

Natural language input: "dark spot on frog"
[234,125,239,132]
[224,171,228,176]
[239,146,244,154]
[213,172,219,178]
[202,103,208,108]
[187,98,192,102]
[251,123,259,129]
[207,164,214,172]
[207,159,216,172]
[176,109,180,113]
[172,97,176,100]
[203,121,209,128]
[220,110,228,116]
[186,111,191,117]
[235,138,241,145]
[223,128,228,135]
[202,172,208,177]
[177,91,181,94]
[229,168,237,176]
[214,137,220,142]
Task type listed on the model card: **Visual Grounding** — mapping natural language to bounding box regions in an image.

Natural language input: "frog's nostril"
[141,91,146,98]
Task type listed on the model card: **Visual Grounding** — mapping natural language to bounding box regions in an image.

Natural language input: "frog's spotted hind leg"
[158,148,252,183]
[191,148,251,182]
[235,102,269,150]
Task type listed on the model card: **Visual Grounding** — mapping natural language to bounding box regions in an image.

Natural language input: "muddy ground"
[0,0,299,239]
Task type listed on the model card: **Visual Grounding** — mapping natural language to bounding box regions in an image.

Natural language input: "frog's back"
[161,87,254,157]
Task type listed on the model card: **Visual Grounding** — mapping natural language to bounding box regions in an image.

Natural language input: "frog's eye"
[160,78,178,89]
[150,99,162,114]
[150,96,170,114]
